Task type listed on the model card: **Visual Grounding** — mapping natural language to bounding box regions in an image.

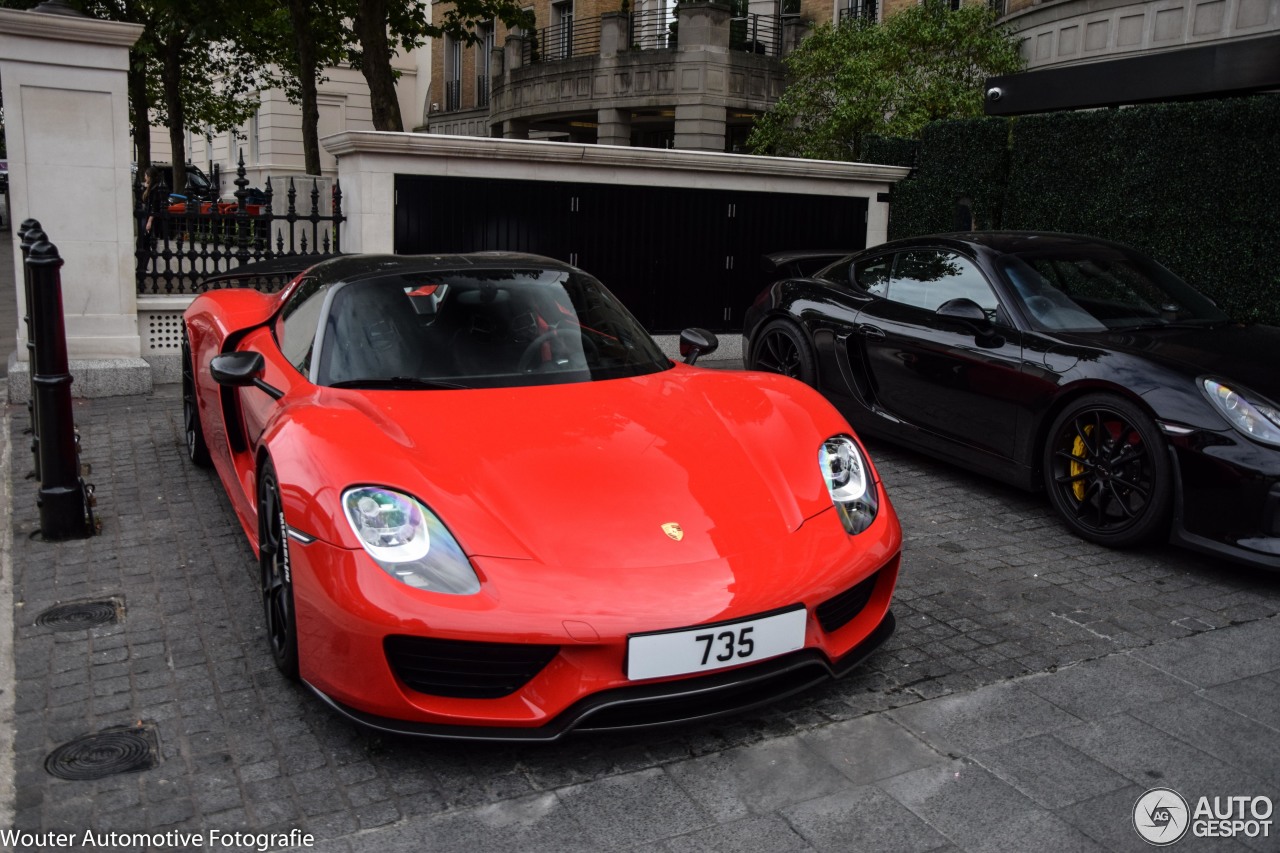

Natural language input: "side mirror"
[936,298,989,325]
[679,328,719,365]
[210,351,284,400]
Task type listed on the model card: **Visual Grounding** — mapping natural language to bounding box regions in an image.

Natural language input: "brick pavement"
[4,384,1280,852]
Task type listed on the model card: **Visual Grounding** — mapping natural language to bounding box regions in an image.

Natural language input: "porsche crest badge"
[661,522,685,541]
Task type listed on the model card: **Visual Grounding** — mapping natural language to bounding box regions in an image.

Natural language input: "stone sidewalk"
[3,382,1279,852]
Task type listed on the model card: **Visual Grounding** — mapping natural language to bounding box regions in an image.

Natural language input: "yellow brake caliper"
[1071,425,1093,500]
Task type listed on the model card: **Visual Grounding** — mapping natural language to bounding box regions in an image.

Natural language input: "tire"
[258,459,299,679]
[181,326,212,468]
[748,319,817,386]
[1043,393,1172,548]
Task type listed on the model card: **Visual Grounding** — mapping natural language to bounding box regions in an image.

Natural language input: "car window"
[315,267,671,389]
[276,276,331,375]
[1006,248,1227,330]
[885,250,998,314]
[816,256,855,286]
[853,255,891,297]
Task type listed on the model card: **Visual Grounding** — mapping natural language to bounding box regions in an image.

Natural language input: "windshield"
[997,246,1228,332]
[314,267,671,389]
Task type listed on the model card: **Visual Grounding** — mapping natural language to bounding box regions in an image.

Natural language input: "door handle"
[858,325,886,341]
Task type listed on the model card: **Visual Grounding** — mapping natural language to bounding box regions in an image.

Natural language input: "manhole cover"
[35,597,125,632]
[45,724,159,781]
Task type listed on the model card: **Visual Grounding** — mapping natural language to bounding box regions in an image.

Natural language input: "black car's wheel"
[258,459,299,679]
[749,319,816,386]
[181,326,212,468]
[1043,394,1172,548]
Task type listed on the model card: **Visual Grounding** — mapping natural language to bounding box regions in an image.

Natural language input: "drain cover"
[35,597,125,632]
[45,724,160,781]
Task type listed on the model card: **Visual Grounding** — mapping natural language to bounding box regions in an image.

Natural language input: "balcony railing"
[477,74,491,108]
[838,0,878,24]
[629,9,675,51]
[730,13,787,57]
[523,16,603,64]
[444,79,461,112]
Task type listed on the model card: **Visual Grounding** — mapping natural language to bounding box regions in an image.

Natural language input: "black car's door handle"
[858,325,886,341]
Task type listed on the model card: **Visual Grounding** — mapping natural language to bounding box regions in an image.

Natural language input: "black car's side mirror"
[679,328,719,365]
[936,298,989,325]
[210,351,284,400]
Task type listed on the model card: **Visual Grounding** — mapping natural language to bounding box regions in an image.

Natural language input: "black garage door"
[394,175,868,333]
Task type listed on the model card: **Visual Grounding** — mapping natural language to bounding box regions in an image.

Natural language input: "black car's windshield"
[997,246,1228,332]
[315,267,671,389]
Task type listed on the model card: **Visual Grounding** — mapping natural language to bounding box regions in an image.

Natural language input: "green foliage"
[887,117,1009,235]
[859,134,918,168]
[1002,96,1280,325]
[748,0,1023,160]
[887,96,1280,324]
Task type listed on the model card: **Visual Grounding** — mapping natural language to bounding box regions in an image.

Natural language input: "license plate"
[626,607,807,681]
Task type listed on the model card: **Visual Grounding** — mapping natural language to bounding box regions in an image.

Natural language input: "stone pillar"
[676,2,732,53]
[503,119,531,140]
[504,34,525,72]
[674,104,728,152]
[782,16,810,55]
[597,109,632,147]
[0,4,149,397]
[600,12,630,58]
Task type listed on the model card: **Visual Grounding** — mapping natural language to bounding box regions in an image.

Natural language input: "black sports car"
[744,231,1280,570]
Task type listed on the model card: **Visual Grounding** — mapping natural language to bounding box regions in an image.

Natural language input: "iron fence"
[838,0,878,23]
[730,13,785,57]
[136,152,344,295]
[522,16,603,64]
[629,9,676,51]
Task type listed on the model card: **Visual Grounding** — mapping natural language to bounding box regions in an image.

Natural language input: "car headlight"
[342,486,480,595]
[1203,379,1280,447]
[819,436,878,535]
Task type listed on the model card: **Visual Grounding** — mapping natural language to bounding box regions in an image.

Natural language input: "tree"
[344,0,533,134]
[749,0,1024,161]
[1,0,267,190]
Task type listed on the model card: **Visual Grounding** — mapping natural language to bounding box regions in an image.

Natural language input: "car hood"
[1066,323,1280,400]
[305,366,851,570]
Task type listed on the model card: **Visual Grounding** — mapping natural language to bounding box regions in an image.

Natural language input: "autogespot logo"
[1134,788,1190,846]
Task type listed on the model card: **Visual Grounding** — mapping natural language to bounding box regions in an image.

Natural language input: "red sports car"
[183,253,901,739]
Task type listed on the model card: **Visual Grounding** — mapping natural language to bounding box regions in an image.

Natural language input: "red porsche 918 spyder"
[182,253,901,739]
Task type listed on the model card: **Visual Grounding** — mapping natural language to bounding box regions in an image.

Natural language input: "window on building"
[839,0,878,23]
[552,0,573,59]
[445,36,462,111]
[477,21,494,108]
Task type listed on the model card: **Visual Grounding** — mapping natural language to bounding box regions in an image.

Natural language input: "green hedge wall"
[881,117,1011,237]
[884,95,1280,324]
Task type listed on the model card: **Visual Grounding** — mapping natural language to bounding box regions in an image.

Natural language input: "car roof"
[307,252,577,284]
[198,252,578,291]
[873,231,1136,257]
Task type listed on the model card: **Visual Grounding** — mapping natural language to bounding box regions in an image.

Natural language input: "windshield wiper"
[328,377,469,390]
[1115,320,1220,332]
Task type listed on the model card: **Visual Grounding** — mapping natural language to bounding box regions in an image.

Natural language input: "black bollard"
[27,239,94,540]
[19,219,43,479]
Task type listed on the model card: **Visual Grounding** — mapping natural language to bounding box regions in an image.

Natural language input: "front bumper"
[1165,426,1280,570]
[287,504,901,735]
[306,610,896,741]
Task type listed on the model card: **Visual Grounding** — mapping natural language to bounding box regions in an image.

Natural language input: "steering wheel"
[516,327,598,372]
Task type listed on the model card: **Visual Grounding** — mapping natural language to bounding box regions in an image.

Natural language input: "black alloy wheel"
[750,319,816,385]
[258,459,299,679]
[181,326,212,468]
[1043,394,1172,548]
